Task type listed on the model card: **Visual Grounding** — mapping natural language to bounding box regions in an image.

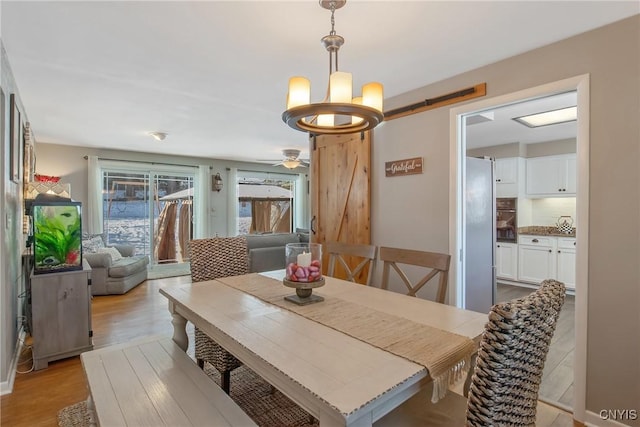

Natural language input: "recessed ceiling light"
[513,106,577,128]
[148,131,167,141]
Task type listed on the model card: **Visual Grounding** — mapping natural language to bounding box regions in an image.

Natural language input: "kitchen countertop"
[518,226,576,238]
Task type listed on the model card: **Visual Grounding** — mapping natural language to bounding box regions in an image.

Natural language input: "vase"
[283,243,325,305]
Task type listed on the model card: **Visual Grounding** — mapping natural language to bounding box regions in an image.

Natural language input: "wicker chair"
[189,236,249,394]
[375,279,567,427]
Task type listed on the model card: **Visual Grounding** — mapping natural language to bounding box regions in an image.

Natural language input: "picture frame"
[23,122,36,183]
[10,94,22,183]
[0,89,5,165]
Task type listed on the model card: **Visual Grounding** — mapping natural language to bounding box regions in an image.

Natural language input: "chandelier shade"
[282,0,384,135]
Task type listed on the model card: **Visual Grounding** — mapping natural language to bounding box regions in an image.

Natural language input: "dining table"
[159,270,487,427]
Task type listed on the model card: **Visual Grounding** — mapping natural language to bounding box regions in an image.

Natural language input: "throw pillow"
[97,247,123,262]
[83,236,105,253]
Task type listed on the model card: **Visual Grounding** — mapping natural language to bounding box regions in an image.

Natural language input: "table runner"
[217,273,477,402]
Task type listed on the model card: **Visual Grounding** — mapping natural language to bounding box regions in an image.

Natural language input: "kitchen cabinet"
[526,154,576,196]
[495,157,518,197]
[30,261,93,370]
[518,235,575,290]
[556,237,576,289]
[496,242,518,281]
[518,236,556,284]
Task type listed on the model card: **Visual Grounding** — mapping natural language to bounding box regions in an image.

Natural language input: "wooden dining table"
[160,271,487,427]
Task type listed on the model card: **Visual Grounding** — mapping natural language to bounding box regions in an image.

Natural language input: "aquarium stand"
[30,260,93,370]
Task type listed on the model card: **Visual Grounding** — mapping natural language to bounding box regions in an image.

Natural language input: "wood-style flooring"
[1,276,575,427]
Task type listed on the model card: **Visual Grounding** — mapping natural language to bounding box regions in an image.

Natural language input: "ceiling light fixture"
[513,106,577,128]
[282,159,302,169]
[148,131,167,141]
[282,0,384,135]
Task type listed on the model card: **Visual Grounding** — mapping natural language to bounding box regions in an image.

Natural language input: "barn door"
[310,132,371,283]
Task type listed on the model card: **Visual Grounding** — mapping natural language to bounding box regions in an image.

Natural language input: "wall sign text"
[385,157,423,177]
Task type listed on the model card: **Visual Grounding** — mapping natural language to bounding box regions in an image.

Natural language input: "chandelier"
[282,0,384,135]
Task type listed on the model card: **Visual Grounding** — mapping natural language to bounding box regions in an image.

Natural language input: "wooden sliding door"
[310,132,371,283]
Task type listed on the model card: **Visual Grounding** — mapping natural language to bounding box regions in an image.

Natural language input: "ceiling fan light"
[282,159,301,169]
[330,71,352,103]
[287,77,311,109]
[362,82,384,112]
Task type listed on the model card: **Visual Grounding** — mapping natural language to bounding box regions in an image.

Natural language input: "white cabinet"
[518,236,556,284]
[556,238,576,289]
[518,235,575,290]
[496,242,518,281]
[495,157,518,197]
[526,154,576,196]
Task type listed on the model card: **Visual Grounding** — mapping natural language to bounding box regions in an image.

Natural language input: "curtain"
[295,173,308,230]
[250,201,271,233]
[273,203,291,233]
[86,155,103,234]
[154,201,178,263]
[178,200,192,261]
[227,167,238,236]
[250,200,291,234]
[194,165,209,238]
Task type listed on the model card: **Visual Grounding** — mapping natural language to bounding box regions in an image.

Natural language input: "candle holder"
[283,242,325,305]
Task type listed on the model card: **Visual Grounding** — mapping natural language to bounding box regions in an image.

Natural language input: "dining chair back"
[326,241,378,286]
[379,246,450,303]
[375,279,567,427]
[466,278,566,425]
[188,236,249,394]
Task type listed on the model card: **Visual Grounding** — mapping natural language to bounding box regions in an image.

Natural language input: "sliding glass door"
[101,164,195,268]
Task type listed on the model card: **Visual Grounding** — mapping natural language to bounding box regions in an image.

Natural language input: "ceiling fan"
[267,149,310,169]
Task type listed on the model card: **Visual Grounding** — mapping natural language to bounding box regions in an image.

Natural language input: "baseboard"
[583,409,638,427]
[0,326,26,396]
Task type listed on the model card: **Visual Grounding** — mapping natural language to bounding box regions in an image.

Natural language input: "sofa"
[82,234,149,295]
[244,230,309,273]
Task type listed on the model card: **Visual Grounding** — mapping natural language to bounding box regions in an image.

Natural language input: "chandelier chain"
[329,1,337,35]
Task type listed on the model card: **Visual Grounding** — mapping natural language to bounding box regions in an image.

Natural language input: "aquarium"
[32,201,82,274]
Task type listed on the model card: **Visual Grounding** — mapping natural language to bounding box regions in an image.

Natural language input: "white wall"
[0,42,28,393]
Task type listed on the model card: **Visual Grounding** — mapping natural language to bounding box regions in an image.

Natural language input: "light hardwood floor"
[1,276,575,426]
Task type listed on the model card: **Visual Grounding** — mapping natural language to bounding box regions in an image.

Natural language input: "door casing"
[449,74,590,421]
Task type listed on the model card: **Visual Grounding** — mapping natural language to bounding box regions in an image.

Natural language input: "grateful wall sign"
[385,157,423,177]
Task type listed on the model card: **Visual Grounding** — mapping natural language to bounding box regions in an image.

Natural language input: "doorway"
[449,75,590,416]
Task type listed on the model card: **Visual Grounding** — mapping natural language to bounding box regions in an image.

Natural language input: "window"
[236,171,307,235]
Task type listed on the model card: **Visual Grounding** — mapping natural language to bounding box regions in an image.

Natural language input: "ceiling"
[465,91,578,149]
[2,1,637,164]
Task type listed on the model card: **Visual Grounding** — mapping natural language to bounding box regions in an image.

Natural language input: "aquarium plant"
[33,204,82,273]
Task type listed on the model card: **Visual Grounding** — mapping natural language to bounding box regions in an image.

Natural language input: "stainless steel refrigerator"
[464,156,496,314]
